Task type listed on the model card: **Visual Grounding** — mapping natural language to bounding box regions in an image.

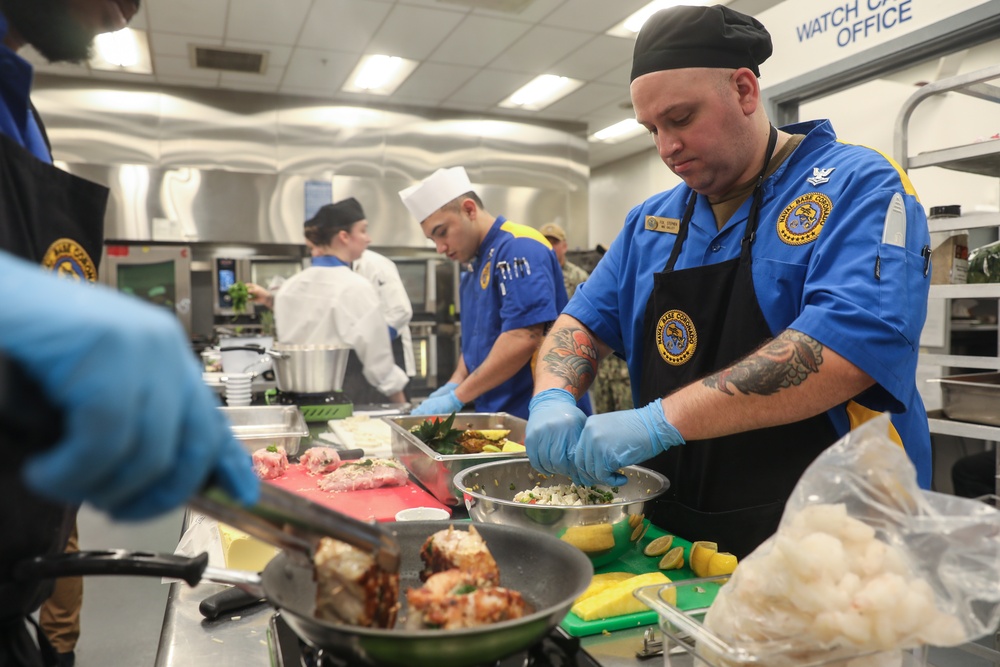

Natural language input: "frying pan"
[13,520,593,667]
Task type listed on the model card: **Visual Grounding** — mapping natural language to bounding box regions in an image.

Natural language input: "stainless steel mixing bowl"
[453,459,669,568]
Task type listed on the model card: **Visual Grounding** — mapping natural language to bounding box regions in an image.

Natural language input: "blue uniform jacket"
[460,216,590,419]
[566,120,932,487]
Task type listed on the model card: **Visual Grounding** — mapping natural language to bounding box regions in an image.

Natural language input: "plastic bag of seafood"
[696,413,1000,667]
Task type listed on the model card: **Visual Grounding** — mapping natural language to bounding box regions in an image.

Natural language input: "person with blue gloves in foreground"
[0,251,259,666]
[399,166,591,419]
[526,5,932,559]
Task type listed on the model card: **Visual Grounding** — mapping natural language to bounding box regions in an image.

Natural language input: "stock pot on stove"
[267,342,350,394]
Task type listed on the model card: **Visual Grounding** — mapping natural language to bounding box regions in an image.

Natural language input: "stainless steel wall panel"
[32,76,590,247]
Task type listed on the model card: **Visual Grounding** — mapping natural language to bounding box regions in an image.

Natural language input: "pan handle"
[13,550,209,586]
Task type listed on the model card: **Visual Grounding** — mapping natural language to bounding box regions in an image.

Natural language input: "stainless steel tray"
[382,412,527,506]
[929,372,1000,427]
[218,405,309,455]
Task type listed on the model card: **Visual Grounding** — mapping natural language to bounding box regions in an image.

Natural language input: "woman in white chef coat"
[353,248,416,379]
[248,198,408,403]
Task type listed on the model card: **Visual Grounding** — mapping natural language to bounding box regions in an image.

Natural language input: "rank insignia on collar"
[806,167,835,186]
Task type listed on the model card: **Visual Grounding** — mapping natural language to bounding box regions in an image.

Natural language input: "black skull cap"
[630,4,772,82]
[306,197,365,231]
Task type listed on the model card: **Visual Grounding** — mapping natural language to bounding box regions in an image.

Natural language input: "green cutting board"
[560,521,722,637]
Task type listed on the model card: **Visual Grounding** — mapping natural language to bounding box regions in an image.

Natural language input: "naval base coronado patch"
[42,238,97,283]
[656,309,697,366]
[777,192,832,246]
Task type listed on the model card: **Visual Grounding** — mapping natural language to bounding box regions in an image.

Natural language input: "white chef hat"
[398,166,473,223]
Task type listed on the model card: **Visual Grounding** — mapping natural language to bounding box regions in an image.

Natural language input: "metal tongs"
[191,482,400,574]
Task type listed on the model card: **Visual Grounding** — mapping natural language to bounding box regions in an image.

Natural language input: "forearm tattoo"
[703,330,824,397]
[541,327,598,392]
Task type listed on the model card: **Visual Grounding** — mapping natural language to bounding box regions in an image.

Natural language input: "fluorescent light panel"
[589,118,647,144]
[606,0,712,38]
[342,54,418,95]
[498,74,584,111]
[91,28,152,74]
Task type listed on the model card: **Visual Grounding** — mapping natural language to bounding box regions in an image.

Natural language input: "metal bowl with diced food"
[453,459,669,568]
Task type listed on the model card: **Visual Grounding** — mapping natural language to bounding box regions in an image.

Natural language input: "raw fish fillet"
[299,446,342,475]
[251,446,287,480]
[317,457,408,492]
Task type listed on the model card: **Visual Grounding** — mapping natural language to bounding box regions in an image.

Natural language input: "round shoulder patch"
[480,260,491,289]
[42,238,98,283]
[777,193,833,246]
[656,309,697,366]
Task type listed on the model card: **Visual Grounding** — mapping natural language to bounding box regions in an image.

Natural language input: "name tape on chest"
[645,216,680,234]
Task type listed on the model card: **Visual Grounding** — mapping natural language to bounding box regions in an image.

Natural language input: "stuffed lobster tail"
[418,524,500,584]
[313,537,400,628]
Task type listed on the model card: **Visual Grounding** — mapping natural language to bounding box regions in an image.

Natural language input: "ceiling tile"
[226,0,312,45]
[427,15,532,68]
[552,35,632,82]
[488,25,592,73]
[146,0,227,38]
[154,55,221,81]
[444,69,532,110]
[149,32,207,58]
[469,0,565,23]
[393,62,480,103]
[281,48,356,93]
[298,0,393,52]
[597,60,632,85]
[543,82,625,118]
[367,5,467,61]
[540,0,647,32]
[225,41,294,67]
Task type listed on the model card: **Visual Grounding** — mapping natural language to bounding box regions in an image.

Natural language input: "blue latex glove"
[573,400,685,487]
[426,381,459,400]
[0,253,260,520]
[412,388,463,416]
[526,388,587,479]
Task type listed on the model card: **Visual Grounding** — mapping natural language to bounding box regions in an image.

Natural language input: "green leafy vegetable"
[266,445,278,453]
[409,413,464,455]
[228,281,249,314]
[452,584,477,595]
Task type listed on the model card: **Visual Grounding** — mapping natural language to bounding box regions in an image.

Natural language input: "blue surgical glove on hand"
[412,388,463,416]
[426,381,459,400]
[573,400,684,487]
[526,388,587,479]
[0,253,260,520]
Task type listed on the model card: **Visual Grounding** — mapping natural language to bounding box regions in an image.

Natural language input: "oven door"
[407,321,437,395]
[102,243,192,334]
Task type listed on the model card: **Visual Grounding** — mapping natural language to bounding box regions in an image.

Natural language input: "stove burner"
[267,613,600,667]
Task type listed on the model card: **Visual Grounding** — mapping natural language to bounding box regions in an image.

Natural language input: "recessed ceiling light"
[589,118,647,143]
[342,54,419,95]
[91,28,152,73]
[498,74,584,111]
[606,0,712,38]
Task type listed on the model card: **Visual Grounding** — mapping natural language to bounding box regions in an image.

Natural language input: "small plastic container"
[394,507,450,522]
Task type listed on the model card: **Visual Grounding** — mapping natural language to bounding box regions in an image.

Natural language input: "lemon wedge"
[706,551,738,576]
[658,545,685,570]
[689,540,718,578]
[643,535,674,557]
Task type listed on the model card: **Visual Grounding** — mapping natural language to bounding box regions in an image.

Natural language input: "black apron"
[638,127,837,558]
[0,117,108,667]
[342,335,408,406]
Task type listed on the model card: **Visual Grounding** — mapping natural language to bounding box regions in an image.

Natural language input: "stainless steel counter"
[153,577,665,667]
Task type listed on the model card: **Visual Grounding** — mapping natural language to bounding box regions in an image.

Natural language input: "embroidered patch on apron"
[480,260,491,289]
[656,309,697,365]
[42,237,97,283]
[777,193,832,246]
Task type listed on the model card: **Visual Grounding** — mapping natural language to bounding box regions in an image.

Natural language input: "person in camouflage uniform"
[539,223,633,413]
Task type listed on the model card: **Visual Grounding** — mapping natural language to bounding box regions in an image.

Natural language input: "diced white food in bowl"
[512,483,622,506]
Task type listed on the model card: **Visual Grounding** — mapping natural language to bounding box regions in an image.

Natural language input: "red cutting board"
[265,464,452,523]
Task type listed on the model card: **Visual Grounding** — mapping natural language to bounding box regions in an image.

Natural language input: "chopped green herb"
[452,584,477,595]
[509,482,516,491]
[266,445,278,453]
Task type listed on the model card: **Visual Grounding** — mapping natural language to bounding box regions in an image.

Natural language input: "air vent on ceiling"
[436,0,536,13]
[190,45,268,74]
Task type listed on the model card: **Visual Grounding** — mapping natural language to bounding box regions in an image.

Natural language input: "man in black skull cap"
[526,4,932,558]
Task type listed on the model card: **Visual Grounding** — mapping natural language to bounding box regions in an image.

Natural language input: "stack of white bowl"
[224,373,253,407]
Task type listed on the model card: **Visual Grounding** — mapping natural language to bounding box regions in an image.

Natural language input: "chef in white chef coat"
[248,198,408,403]
[353,249,416,378]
